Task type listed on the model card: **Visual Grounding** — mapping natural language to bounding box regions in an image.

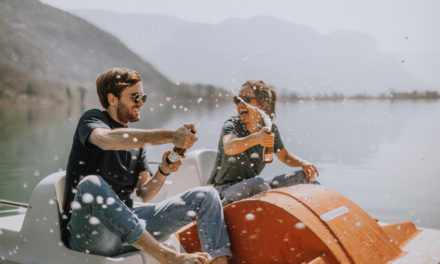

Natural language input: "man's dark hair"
[96,68,142,108]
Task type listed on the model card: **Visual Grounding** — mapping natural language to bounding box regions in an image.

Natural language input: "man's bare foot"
[176,252,212,264]
[211,256,228,264]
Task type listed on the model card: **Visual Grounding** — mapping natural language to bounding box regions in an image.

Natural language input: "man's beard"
[117,104,140,124]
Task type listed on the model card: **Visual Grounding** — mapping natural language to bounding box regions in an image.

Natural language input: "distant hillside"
[0,0,224,104]
[73,10,431,95]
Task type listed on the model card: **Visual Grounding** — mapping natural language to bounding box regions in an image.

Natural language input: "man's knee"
[192,186,221,203]
[77,175,104,193]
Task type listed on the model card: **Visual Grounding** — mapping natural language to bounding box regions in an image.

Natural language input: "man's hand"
[159,150,182,175]
[255,127,274,148]
[174,124,198,149]
[301,163,319,181]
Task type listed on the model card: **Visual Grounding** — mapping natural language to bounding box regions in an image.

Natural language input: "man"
[62,68,231,264]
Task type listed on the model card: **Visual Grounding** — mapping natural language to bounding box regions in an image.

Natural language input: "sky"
[40,0,440,88]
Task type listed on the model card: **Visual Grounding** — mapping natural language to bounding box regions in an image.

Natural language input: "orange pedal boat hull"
[177,184,420,264]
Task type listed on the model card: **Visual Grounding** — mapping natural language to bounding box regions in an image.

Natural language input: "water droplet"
[133,138,138,143]
[96,196,103,204]
[186,210,197,218]
[82,193,94,203]
[227,157,237,163]
[197,98,203,104]
[89,217,100,225]
[48,199,55,205]
[153,231,161,236]
[355,221,362,227]
[34,170,40,177]
[245,213,255,221]
[23,183,27,188]
[106,197,115,205]
[122,133,129,138]
[195,192,206,199]
[250,152,260,159]
[295,222,306,230]
[71,201,81,210]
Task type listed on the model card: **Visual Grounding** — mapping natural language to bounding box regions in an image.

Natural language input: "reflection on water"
[0,99,439,229]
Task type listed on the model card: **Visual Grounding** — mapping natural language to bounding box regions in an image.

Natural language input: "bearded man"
[62,68,231,264]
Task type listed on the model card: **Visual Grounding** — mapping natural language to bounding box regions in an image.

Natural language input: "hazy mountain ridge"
[0,0,223,104]
[73,10,430,95]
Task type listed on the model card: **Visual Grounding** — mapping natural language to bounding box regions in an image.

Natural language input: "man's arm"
[135,151,181,203]
[88,125,197,151]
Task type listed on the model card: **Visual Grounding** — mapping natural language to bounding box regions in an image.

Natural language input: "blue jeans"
[68,175,232,259]
[215,170,319,205]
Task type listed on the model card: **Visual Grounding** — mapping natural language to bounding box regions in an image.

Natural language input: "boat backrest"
[149,149,218,202]
[191,149,218,185]
[55,173,65,212]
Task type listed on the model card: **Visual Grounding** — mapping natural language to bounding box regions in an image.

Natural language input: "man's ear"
[108,93,118,107]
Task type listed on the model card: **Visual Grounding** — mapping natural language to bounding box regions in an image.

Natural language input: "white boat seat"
[1,171,166,264]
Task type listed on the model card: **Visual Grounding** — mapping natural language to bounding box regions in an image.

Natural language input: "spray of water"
[225,40,277,131]
[235,96,272,131]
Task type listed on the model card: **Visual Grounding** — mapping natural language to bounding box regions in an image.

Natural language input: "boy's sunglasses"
[233,95,255,104]
[130,93,147,104]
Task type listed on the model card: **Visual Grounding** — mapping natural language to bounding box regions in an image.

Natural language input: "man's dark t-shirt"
[207,116,284,186]
[61,109,152,243]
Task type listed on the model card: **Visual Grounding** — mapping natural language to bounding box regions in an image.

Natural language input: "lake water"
[1,99,439,229]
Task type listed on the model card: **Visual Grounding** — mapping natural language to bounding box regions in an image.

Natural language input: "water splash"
[245,213,255,221]
[186,210,196,218]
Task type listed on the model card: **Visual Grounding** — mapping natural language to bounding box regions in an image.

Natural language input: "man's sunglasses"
[130,93,147,104]
[233,95,255,104]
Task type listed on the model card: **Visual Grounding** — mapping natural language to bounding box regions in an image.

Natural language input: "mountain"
[0,0,222,104]
[72,10,431,95]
